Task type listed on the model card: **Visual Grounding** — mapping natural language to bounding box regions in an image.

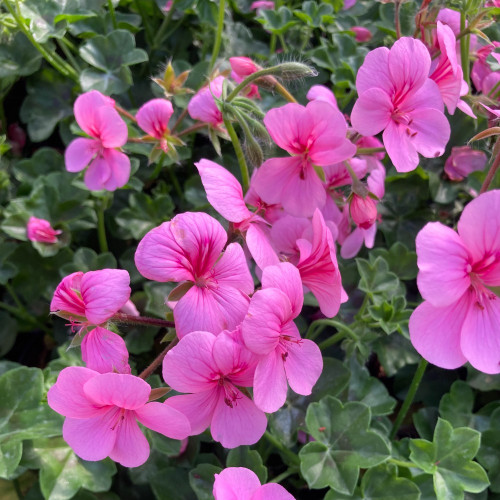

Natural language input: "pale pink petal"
[213,243,254,295]
[162,331,218,393]
[83,373,150,409]
[253,483,295,500]
[164,391,218,435]
[261,262,303,317]
[136,98,174,139]
[196,159,252,223]
[246,224,280,270]
[284,339,323,396]
[461,296,500,374]
[355,46,393,95]
[350,88,393,136]
[134,402,191,440]
[383,121,419,173]
[253,350,288,413]
[187,76,224,126]
[340,228,364,259]
[63,408,118,461]
[81,327,130,374]
[109,412,150,467]
[84,155,111,191]
[409,299,469,369]
[214,467,260,500]
[306,85,339,110]
[409,108,451,160]
[100,148,131,191]
[416,222,471,307]
[402,78,445,114]
[50,272,86,319]
[64,138,99,173]
[47,366,101,419]
[270,215,309,258]
[211,388,267,448]
[242,288,291,355]
[80,269,130,324]
[94,105,128,148]
[74,90,115,138]
[27,217,61,244]
[457,99,476,119]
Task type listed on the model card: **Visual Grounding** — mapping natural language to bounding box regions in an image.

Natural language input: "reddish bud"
[27,216,61,244]
[351,26,372,43]
[349,194,377,229]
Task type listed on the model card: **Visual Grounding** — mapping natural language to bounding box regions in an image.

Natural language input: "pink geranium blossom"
[351,37,450,172]
[351,26,372,43]
[349,193,377,229]
[242,263,323,412]
[51,270,131,374]
[163,330,267,448]
[306,85,339,110]
[27,216,61,244]
[48,367,190,467]
[250,1,274,10]
[136,98,174,152]
[134,212,254,338]
[187,76,225,128]
[65,90,131,191]
[230,57,260,98]
[213,467,295,499]
[444,146,487,181]
[471,43,500,96]
[253,101,356,217]
[409,190,500,374]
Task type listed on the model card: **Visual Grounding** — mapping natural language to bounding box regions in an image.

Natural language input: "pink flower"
[242,263,323,412]
[51,269,131,374]
[134,212,254,338]
[351,37,450,172]
[27,216,61,244]
[409,190,500,374]
[444,146,487,181]
[196,159,279,270]
[253,101,356,217]
[65,90,131,191]
[230,57,260,98]
[471,43,500,96]
[213,467,295,499]
[48,367,190,467]
[163,330,267,448]
[351,26,372,43]
[349,193,377,229]
[250,1,274,10]
[187,76,225,128]
[306,85,339,110]
[136,99,174,152]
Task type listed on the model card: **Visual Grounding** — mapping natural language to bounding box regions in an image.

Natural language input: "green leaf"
[0,242,18,284]
[189,464,222,500]
[370,242,418,281]
[0,32,42,78]
[23,438,116,500]
[0,440,23,480]
[409,418,489,500]
[0,313,17,358]
[356,257,403,299]
[226,447,267,483]
[20,70,73,142]
[12,148,65,185]
[439,381,477,429]
[60,248,116,275]
[144,282,175,318]
[477,408,500,492]
[299,396,390,494]
[257,6,297,34]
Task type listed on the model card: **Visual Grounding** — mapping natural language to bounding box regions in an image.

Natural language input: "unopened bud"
[349,193,377,229]
[271,62,318,80]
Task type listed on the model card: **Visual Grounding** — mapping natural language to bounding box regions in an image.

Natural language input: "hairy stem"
[111,312,176,328]
[96,201,109,254]
[209,0,226,71]
[223,117,250,192]
[394,0,402,39]
[460,11,470,86]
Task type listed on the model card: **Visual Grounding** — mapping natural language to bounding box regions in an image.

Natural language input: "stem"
[223,117,250,192]
[110,312,175,329]
[96,201,109,253]
[278,34,288,52]
[13,478,23,499]
[488,79,500,99]
[171,108,189,132]
[460,11,470,86]
[153,0,177,48]
[209,0,226,71]
[176,122,207,137]
[139,337,178,380]
[263,431,300,466]
[269,34,277,55]
[5,282,25,311]
[274,82,298,103]
[116,105,137,122]
[394,0,401,39]
[168,165,184,199]
[4,0,79,82]
[270,466,299,484]
[389,458,418,469]
[107,0,118,30]
[389,359,428,440]
[356,147,386,155]
[133,0,155,45]
[319,331,348,350]
[480,138,500,194]
[226,66,280,102]
[56,39,81,73]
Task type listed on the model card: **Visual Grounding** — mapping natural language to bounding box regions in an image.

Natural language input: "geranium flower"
[136,98,174,152]
[27,216,61,244]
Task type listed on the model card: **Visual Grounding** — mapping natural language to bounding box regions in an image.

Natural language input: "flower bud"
[444,146,487,181]
[27,216,62,244]
[349,194,377,229]
[351,26,372,42]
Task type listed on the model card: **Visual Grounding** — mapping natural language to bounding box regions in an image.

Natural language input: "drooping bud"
[349,193,377,229]
[444,146,487,181]
[351,26,372,42]
[27,216,62,244]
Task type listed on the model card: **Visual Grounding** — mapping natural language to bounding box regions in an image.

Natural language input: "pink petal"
[164,391,218,435]
[94,106,128,148]
[213,243,254,295]
[134,401,191,440]
[350,88,393,137]
[50,272,86,319]
[261,262,303,317]
[403,79,446,114]
[100,148,131,191]
[84,155,111,191]
[270,215,309,258]
[409,299,469,369]
[382,121,419,173]
[356,46,393,95]
[340,228,365,259]
[109,412,150,467]
[213,467,261,500]
[211,388,267,448]
[74,90,115,138]
[187,76,224,126]
[306,85,339,110]
[80,269,131,324]
[47,366,101,419]
[246,224,280,270]
[253,483,295,500]
[461,296,500,374]
[64,138,99,173]
[408,108,451,160]
[416,222,471,307]
[81,327,130,374]
[63,408,118,461]
[253,350,288,413]
[284,338,323,396]
[136,98,174,139]
[242,288,291,355]
[196,159,252,223]
[83,373,150,409]
[162,331,218,392]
